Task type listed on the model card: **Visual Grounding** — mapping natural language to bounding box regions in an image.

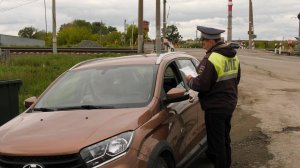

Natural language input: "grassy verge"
[0,53,125,112]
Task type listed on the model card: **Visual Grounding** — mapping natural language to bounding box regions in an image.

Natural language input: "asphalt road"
[181,48,300,168]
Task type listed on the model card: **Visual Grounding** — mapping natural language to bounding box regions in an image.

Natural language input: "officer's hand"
[186,75,193,82]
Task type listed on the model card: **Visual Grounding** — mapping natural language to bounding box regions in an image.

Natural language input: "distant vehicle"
[0,53,207,168]
[228,42,240,49]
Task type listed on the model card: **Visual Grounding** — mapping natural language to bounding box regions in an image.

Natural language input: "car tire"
[153,155,174,168]
[148,141,175,168]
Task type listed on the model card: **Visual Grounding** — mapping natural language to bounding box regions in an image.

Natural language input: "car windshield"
[34,65,157,111]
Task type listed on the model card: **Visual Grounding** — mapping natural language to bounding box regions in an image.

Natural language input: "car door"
[161,61,199,161]
[177,58,206,142]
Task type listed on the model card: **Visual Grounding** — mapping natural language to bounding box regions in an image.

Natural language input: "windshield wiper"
[33,105,115,112]
[57,105,116,110]
[79,105,115,109]
[33,107,56,112]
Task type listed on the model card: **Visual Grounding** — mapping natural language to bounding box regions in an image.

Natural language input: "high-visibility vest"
[208,52,239,82]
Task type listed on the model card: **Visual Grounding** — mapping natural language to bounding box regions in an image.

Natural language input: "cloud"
[0,0,299,41]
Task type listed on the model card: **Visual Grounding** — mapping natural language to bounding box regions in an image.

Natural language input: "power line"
[0,0,38,12]
[0,0,40,13]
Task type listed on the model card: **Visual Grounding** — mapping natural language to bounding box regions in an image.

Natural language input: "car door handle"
[189,96,195,103]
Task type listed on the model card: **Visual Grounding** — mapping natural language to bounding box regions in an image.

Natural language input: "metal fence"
[0,48,10,63]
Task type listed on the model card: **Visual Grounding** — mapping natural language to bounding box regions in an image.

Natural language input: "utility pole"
[248,0,255,49]
[124,19,127,33]
[52,0,57,54]
[138,0,143,53]
[294,12,300,54]
[227,0,233,42]
[43,0,47,34]
[156,0,161,55]
[163,0,167,39]
[298,12,300,37]
[131,22,134,49]
[162,0,167,51]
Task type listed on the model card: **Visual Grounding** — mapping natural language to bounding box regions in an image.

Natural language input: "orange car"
[0,52,207,168]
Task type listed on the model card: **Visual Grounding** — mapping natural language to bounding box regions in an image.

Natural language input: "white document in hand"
[180,67,198,77]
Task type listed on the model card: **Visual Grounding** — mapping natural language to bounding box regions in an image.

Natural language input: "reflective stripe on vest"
[208,52,239,82]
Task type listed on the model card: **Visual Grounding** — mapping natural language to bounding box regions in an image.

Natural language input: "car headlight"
[80,131,134,168]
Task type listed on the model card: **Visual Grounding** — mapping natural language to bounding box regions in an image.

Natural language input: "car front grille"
[0,154,86,168]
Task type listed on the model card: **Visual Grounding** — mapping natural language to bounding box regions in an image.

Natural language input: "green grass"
[0,53,125,112]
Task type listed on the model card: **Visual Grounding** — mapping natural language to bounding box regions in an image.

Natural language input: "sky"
[0,0,299,41]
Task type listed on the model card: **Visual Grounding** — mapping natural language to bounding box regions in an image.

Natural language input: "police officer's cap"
[197,26,225,40]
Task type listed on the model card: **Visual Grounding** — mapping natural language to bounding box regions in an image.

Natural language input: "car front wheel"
[153,156,174,168]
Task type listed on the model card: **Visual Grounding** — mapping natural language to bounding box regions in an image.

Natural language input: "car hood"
[0,108,151,156]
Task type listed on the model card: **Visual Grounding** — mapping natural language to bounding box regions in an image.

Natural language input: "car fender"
[131,109,175,164]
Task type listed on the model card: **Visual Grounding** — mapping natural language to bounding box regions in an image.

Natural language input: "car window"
[163,62,185,93]
[34,65,156,110]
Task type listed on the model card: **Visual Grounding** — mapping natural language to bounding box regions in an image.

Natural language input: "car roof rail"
[156,51,186,64]
[69,58,105,70]
[69,54,148,70]
[156,52,175,64]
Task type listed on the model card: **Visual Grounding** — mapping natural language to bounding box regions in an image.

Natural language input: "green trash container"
[0,80,22,126]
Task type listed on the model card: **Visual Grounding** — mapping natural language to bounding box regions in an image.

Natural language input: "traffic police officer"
[186,26,241,168]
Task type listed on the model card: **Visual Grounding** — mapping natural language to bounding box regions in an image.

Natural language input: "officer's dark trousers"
[205,111,233,168]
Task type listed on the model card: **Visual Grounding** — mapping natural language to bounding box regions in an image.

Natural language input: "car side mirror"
[164,88,189,104]
[24,96,37,109]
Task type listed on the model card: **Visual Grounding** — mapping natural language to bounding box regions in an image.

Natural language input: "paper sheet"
[180,67,198,77]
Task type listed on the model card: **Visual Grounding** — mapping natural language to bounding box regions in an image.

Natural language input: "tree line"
[18,19,182,48]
